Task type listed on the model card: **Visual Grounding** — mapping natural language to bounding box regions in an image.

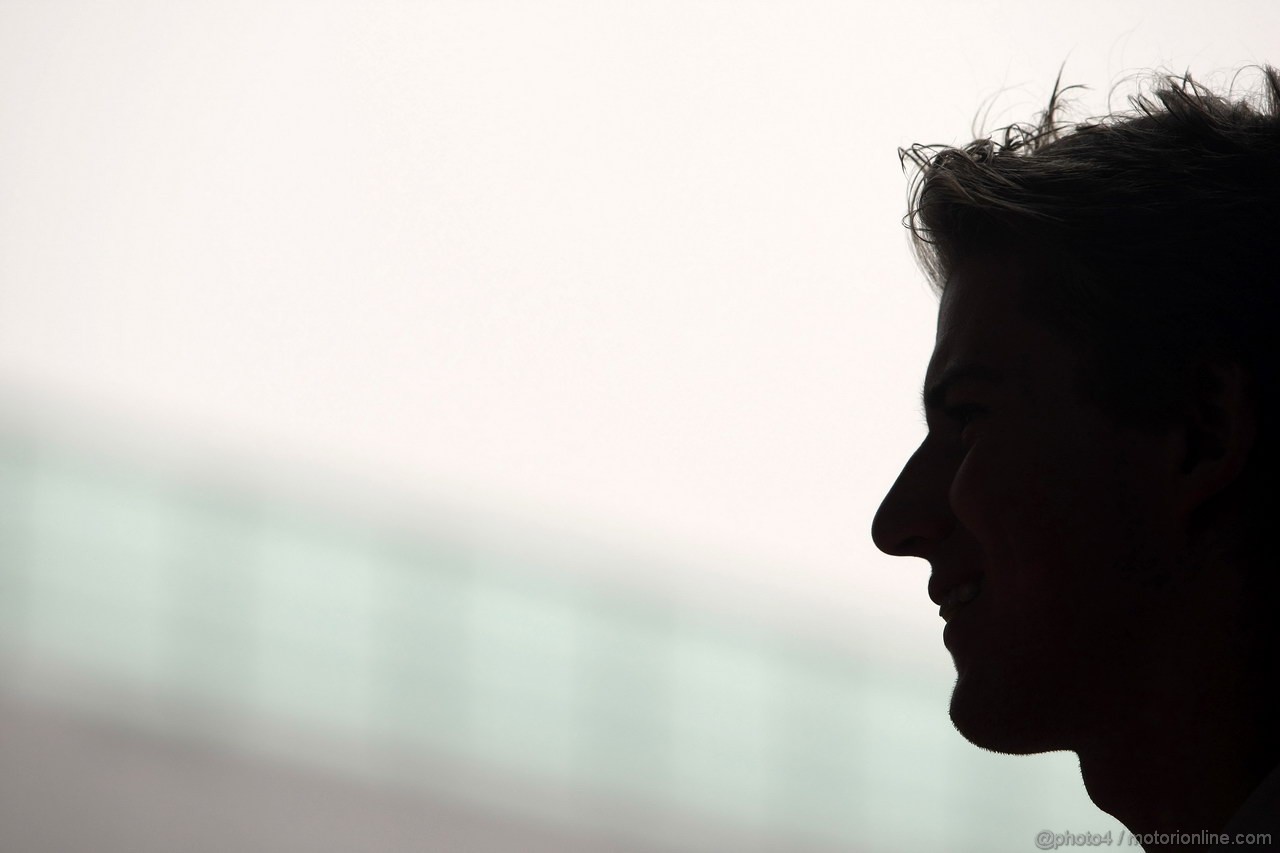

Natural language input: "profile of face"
[871,254,1188,755]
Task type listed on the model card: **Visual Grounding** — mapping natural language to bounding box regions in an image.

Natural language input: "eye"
[944,404,985,429]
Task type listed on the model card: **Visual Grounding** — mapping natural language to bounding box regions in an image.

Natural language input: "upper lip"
[928,572,984,610]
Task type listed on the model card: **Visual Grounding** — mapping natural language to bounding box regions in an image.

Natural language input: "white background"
[2,0,1277,660]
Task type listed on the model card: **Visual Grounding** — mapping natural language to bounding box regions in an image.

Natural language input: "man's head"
[871,68,1280,758]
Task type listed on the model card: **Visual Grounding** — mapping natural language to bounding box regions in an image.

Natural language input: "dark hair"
[900,67,1280,567]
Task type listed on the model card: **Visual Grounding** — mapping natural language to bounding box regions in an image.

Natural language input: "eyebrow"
[921,363,1005,415]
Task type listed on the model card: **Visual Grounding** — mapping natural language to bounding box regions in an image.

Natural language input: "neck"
[1075,656,1274,852]
[1080,741,1262,851]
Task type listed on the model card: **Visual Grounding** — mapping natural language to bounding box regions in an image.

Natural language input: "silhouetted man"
[871,68,1280,851]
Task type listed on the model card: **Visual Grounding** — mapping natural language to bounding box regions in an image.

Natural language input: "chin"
[949,668,1073,756]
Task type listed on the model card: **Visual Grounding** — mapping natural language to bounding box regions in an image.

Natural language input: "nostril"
[873,488,955,558]
[870,503,900,555]
[872,497,920,557]
[872,442,955,558]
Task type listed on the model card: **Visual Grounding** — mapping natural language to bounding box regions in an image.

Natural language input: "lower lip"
[942,597,979,650]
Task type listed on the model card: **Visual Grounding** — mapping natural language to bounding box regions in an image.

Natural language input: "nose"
[871,438,955,558]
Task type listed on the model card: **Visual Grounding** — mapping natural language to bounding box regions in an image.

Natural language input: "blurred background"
[0,2,1275,850]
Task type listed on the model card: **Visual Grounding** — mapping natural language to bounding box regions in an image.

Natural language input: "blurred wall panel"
[0,419,1107,852]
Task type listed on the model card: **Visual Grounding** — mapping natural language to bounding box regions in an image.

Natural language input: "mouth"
[938,577,983,622]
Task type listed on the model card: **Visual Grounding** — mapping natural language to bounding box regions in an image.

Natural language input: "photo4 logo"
[1035,829,1273,849]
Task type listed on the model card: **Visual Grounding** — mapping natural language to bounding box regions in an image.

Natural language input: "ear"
[1176,360,1257,520]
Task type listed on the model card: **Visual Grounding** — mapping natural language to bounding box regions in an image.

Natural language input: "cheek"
[948,440,1073,579]
[948,450,984,528]
[948,442,1033,537]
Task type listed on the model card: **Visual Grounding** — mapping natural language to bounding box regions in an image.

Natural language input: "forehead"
[937,255,1023,347]
[928,255,1079,391]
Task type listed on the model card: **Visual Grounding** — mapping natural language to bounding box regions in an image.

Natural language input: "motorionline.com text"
[1036,829,1272,849]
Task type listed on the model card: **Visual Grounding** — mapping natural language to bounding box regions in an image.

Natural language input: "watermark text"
[1035,829,1272,849]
